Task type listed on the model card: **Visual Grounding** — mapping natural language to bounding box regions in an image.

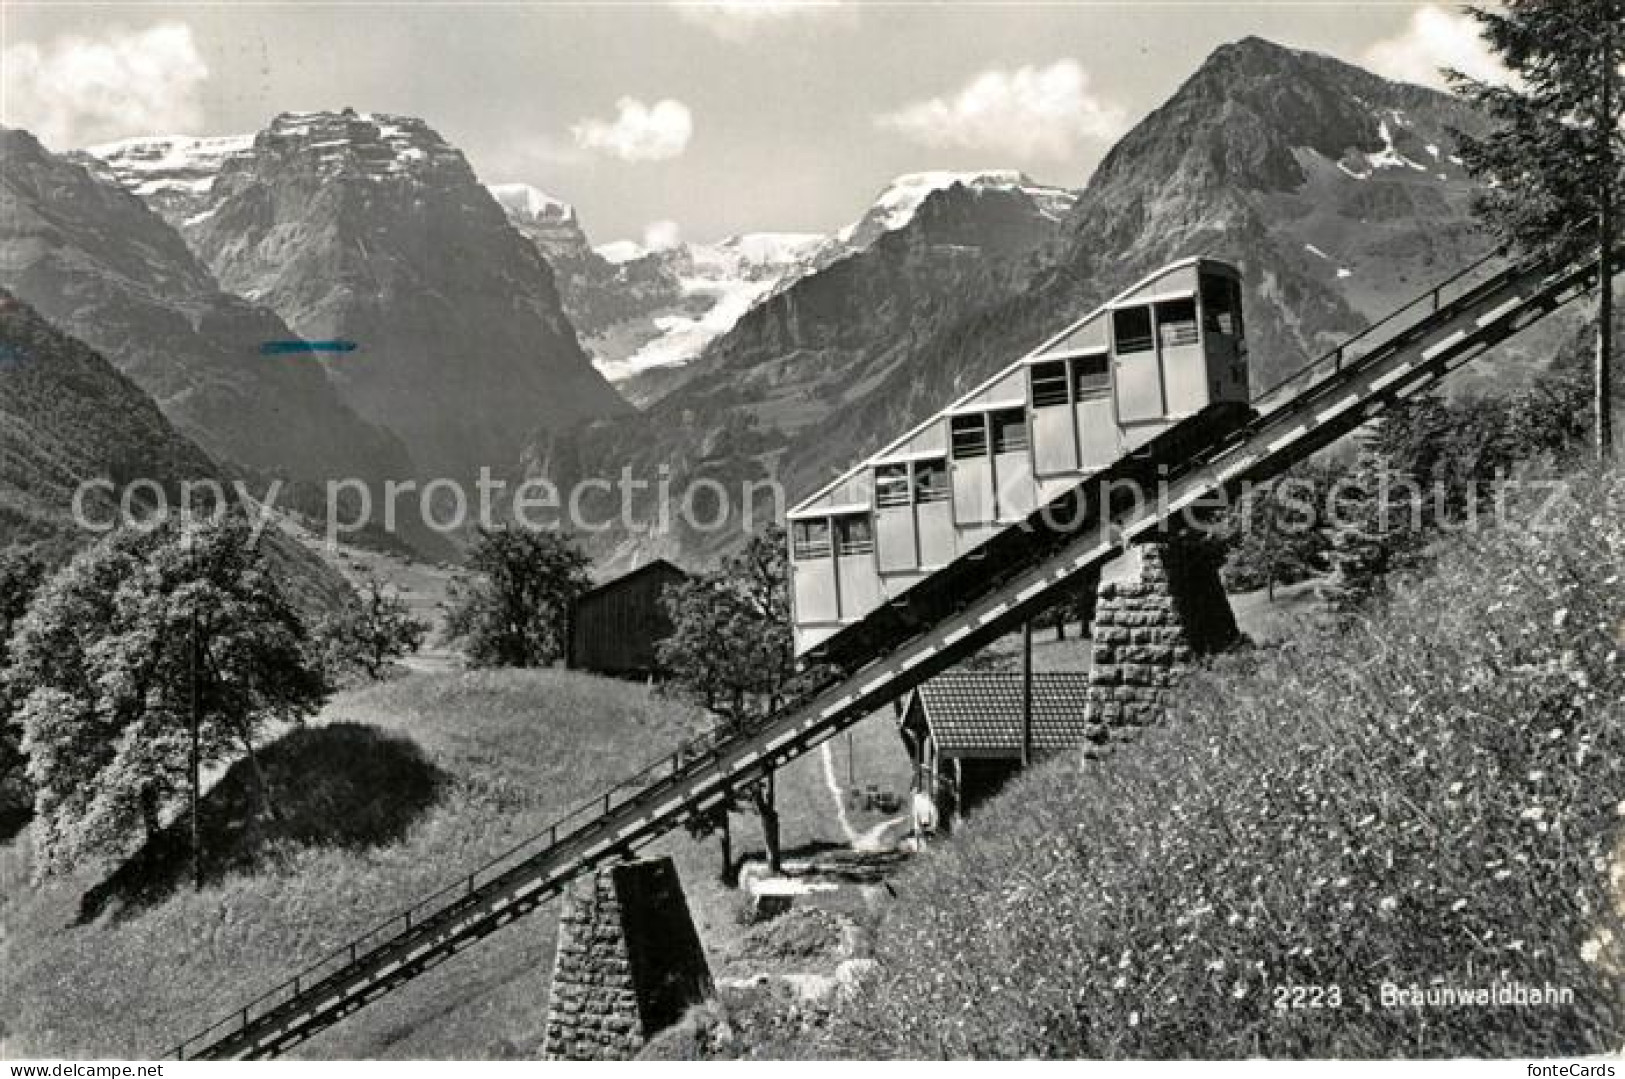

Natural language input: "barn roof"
[578,558,687,603]
[904,672,1093,758]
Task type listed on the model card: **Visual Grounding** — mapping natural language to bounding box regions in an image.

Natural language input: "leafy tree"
[1034,574,1097,641]
[1452,0,1623,456]
[1221,466,1333,599]
[4,520,325,880]
[659,525,809,879]
[316,571,429,680]
[0,544,47,827]
[445,528,591,668]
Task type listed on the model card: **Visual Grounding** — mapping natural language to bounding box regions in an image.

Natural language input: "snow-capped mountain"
[530,170,1078,571]
[169,110,628,488]
[586,231,827,386]
[815,170,1077,269]
[488,180,826,394]
[78,133,254,225]
[487,182,685,388]
[492,171,1074,397]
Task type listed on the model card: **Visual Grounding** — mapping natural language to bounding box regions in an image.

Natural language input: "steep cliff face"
[487,182,681,347]
[184,110,629,487]
[0,127,412,494]
[0,289,218,548]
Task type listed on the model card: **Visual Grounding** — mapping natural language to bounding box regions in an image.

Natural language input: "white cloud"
[1,22,209,150]
[1362,4,1507,90]
[671,0,853,41]
[876,59,1127,162]
[571,97,693,162]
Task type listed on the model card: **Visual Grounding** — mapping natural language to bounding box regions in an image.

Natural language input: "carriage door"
[1073,352,1119,469]
[950,414,994,525]
[1111,305,1163,425]
[790,518,837,623]
[912,459,954,567]
[990,408,1035,520]
[1157,297,1206,416]
[833,512,880,619]
[874,463,917,573]
[1029,360,1080,475]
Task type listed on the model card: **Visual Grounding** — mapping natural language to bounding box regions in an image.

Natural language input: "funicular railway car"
[787,257,1249,656]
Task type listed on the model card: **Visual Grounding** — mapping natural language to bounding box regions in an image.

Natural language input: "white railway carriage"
[787,257,1248,656]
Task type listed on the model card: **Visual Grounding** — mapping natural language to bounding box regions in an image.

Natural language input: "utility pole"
[190,610,203,892]
[1599,24,1616,461]
[1020,619,1033,769]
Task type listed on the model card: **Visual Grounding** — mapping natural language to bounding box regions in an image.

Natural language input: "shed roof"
[577,558,687,604]
[904,671,1093,758]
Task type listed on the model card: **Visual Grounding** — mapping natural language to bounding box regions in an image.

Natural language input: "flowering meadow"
[744,465,1625,1057]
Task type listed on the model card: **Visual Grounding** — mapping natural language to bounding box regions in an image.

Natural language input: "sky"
[0,1,1504,247]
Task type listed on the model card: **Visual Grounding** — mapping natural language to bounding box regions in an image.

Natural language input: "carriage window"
[1071,353,1110,399]
[835,513,874,556]
[1157,298,1200,347]
[950,414,988,459]
[1030,360,1069,408]
[1113,306,1154,354]
[1201,275,1240,336]
[875,463,910,508]
[991,409,1029,454]
[914,458,949,503]
[791,518,831,560]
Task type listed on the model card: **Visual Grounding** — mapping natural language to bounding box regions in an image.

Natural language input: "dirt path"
[820,742,906,852]
[820,742,861,844]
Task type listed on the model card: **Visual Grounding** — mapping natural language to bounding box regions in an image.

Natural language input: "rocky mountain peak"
[1089,36,1481,200]
[182,108,628,490]
[240,109,471,186]
[826,170,1077,262]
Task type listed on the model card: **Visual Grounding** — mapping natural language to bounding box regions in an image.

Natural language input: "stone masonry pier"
[1083,538,1239,756]
[541,856,713,1060]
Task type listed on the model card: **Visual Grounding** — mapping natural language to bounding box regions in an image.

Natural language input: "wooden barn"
[899,671,1093,834]
[566,560,688,678]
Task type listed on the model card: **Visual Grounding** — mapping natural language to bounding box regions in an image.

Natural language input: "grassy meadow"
[703,466,1625,1058]
[0,664,914,1059]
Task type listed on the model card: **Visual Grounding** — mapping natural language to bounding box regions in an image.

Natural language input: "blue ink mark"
[0,344,28,372]
[259,339,359,356]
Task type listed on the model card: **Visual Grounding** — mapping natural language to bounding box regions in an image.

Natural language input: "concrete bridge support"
[541,856,713,1060]
[1083,538,1238,756]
